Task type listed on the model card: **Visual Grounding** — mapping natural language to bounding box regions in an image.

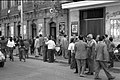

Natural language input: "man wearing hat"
[86,34,96,75]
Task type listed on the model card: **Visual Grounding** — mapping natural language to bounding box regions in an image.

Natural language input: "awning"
[62,1,115,9]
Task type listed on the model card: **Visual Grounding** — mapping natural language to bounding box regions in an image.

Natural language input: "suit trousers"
[47,49,54,63]
[61,47,68,58]
[76,59,86,75]
[87,58,94,73]
[95,61,113,79]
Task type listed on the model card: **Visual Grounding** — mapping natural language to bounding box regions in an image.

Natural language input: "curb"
[14,55,68,64]
[28,56,68,64]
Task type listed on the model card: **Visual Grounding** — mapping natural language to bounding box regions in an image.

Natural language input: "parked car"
[0,51,5,67]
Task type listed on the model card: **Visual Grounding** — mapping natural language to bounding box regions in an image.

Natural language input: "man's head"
[104,34,108,38]
[99,36,104,41]
[87,34,93,41]
[109,37,113,42]
[78,35,83,40]
[39,34,42,37]
[64,34,67,37]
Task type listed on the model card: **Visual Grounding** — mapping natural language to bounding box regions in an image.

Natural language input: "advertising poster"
[71,21,78,36]
[11,26,14,37]
[24,25,26,35]
[38,24,43,35]
[59,22,65,36]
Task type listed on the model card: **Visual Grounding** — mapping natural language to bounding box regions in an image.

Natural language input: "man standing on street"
[86,34,96,75]
[74,35,88,77]
[45,35,56,63]
[39,34,44,56]
[60,35,69,59]
[94,36,115,80]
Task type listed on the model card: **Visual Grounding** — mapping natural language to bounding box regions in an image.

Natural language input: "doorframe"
[49,21,56,39]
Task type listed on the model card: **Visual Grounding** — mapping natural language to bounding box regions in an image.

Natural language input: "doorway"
[80,7,105,37]
[49,22,56,40]
[31,22,37,38]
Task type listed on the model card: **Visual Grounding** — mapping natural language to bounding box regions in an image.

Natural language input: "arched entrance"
[49,22,56,40]
[31,22,37,38]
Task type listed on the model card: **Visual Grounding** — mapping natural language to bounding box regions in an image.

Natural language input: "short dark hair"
[64,34,67,37]
[39,34,42,37]
[19,36,22,39]
[109,37,113,42]
[1,36,4,40]
[105,34,108,38]
[99,36,104,41]
[102,35,105,40]
[36,36,39,38]
[78,35,83,40]
[70,38,74,43]
[10,37,12,41]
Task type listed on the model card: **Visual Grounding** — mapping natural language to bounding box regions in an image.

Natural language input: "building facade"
[0,0,73,39]
[62,1,120,44]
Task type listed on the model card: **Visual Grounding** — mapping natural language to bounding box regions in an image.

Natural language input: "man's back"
[75,40,88,59]
[39,37,44,46]
[96,42,109,61]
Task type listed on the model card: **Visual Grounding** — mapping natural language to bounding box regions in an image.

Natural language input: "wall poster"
[38,24,43,35]
[71,21,78,36]
[59,22,65,36]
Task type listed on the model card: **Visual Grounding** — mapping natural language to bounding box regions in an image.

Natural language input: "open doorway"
[49,22,56,40]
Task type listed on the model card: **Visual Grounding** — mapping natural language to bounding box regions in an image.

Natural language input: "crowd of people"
[0,36,31,62]
[0,33,117,80]
[68,34,116,80]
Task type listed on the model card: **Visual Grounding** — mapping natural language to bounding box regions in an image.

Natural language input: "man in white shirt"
[45,35,56,63]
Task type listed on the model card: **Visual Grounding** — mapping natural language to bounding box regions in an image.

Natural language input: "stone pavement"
[13,54,120,80]
[27,55,120,80]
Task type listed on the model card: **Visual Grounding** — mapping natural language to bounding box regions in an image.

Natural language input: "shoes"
[79,74,86,77]
[74,71,78,74]
[85,72,94,75]
[94,78,102,80]
[108,76,115,80]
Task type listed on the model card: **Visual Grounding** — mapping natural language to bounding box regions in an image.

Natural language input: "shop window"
[110,19,120,40]
[80,8,104,20]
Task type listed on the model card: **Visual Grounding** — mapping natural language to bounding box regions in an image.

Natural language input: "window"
[18,0,21,5]
[1,1,8,9]
[23,0,28,3]
[10,1,15,7]
[110,19,120,40]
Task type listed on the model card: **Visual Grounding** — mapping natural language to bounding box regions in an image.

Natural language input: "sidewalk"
[28,55,68,64]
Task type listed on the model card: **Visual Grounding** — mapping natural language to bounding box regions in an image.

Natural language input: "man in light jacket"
[34,36,40,57]
[74,35,88,77]
[94,36,115,80]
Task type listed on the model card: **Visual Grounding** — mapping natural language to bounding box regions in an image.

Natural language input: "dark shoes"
[108,77,115,80]
[94,76,115,80]
[74,71,78,74]
[94,78,102,80]
[85,72,94,75]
